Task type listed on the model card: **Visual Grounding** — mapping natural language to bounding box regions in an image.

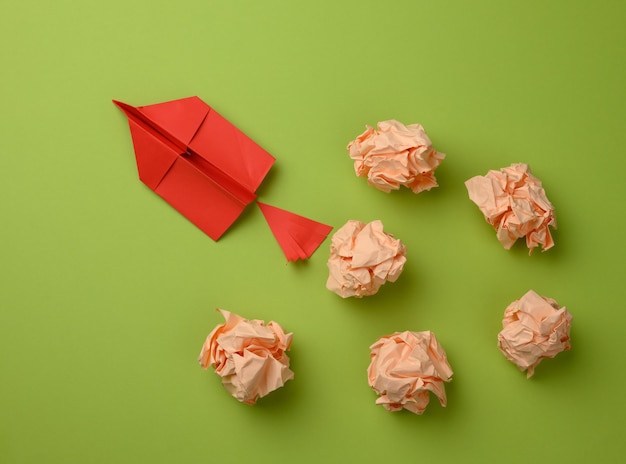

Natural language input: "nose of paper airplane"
[112,99,135,116]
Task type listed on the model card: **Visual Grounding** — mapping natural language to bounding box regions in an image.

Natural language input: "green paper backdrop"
[2,1,625,462]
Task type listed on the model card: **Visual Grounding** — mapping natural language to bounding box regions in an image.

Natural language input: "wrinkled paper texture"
[199,309,294,404]
[368,331,453,414]
[465,163,556,253]
[348,120,445,193]
[326,220,406,298]
[498,290,572,378]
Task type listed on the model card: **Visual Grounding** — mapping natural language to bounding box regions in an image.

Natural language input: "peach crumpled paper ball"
[368,331,453,415]
[347,120,445,193]
[198,309,294,404]
[326,220,407,298]
[497,290,572,378]
[465,163,557,253]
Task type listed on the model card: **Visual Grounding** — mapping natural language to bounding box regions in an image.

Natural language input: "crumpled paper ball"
[347,120,445,193]
[497,290,572,378]
[198,309,294,404]
[368,331,453,415]
[465,163,557,253]
[326,220,407,298]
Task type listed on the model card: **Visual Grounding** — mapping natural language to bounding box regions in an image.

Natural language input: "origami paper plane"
[114,96,332,260]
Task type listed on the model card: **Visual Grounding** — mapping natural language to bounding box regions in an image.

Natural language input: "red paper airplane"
[114,96,332,261]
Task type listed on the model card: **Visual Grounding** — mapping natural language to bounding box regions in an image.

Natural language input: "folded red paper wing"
[258,202,333,262]
[113,97,274,240]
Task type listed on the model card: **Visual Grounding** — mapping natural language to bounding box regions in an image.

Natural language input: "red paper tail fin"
[257,202,332,262]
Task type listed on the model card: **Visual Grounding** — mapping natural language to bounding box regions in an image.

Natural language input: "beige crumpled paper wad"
[498,290,572,378]
[326,220,407,298]
[198,309,294,404]
[368,331,453,414]
[348,120,445,193]
[465,163,556,253]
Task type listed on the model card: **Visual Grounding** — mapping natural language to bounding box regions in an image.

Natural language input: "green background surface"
[2,1,625,462]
